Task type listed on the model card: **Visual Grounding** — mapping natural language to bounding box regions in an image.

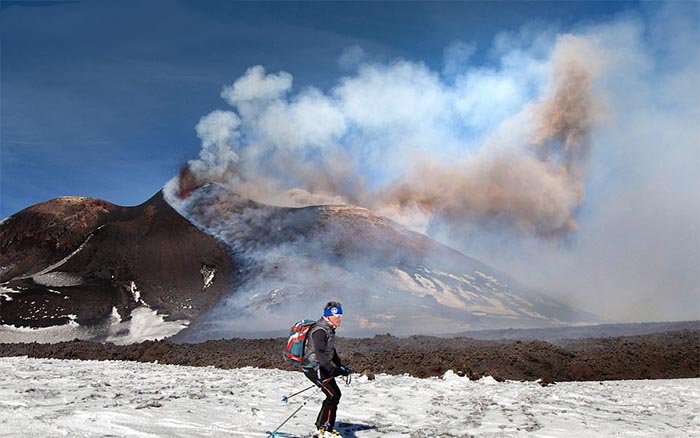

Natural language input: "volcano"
[0,185,603,343]
[0,192,235,343]
[166,184,603,340]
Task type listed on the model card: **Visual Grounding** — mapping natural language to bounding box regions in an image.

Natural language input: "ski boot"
[314,427,341,438]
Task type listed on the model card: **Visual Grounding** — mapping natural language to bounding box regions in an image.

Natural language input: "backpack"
[283,319,316,366]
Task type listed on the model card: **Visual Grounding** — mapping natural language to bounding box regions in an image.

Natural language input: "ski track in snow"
[0,357,698,438]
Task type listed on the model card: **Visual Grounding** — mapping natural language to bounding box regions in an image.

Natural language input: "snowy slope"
[1,357,697,437]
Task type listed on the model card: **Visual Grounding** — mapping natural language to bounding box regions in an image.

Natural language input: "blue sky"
[1,0,639,217]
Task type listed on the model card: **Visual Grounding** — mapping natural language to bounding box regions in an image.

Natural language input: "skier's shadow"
[335,422,377,437]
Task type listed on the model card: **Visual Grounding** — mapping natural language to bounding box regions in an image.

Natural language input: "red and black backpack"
[283,319,316,366]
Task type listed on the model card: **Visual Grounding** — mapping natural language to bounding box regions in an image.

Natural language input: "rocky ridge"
[0,329,696,381]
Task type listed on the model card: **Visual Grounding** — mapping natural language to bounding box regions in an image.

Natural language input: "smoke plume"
[163,3,699,326]
[165,33,606,240]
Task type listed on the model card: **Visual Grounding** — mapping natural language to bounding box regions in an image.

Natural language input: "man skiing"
[302,301,351,437]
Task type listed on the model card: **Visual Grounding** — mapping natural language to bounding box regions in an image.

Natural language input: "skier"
[302,301,351,437]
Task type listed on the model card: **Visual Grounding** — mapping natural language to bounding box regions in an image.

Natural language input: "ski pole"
[281,384,315,403]
[281,377,334,403]
[267,399,308,437]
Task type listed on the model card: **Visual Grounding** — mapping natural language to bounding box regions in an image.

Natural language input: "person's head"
[323,301,343,328]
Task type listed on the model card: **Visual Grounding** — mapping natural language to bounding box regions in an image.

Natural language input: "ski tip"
[267,432,310,438]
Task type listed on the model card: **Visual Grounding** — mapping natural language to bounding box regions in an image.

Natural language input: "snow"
[129,281,143,304]
[110,306,123,323]
[0,320,85,343]
[0,285,21,301]
[475,270,505,288]
[201,265,216,289]
[32,272,83,287]
[0,307,188,344]
[0,357,697,438]
[381,267,547,319]
[105,307,189,345]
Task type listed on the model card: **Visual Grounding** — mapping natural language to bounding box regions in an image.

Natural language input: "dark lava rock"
[538,377,556,387]
[0,329,697,382]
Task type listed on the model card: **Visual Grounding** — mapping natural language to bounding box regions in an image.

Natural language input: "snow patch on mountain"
[201,265,216,289]
[110,306,122,323]
[0,305,189,344]
[0,285,21,302]
[105,306,189,345]
[32,272,83,287]
[0,319,84,343]
[128,281,143,304]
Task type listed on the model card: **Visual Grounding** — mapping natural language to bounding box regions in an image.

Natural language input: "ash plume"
[375,35,602,236]
[165,33,605,240]
[531,35,602,175]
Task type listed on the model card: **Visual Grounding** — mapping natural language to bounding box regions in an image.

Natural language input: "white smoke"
[189,110,241,183]
[220,65,292,105]
[165,30,609,239]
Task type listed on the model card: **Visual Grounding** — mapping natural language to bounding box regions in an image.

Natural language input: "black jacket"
[303,317,341,373]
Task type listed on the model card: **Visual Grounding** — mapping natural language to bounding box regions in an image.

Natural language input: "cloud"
[338,45,367,70]
[442,40,476,78]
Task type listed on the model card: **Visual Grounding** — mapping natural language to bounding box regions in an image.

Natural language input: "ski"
[266,432,313,438]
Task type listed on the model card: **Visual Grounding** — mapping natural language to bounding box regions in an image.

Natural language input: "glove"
[339,365,352,376]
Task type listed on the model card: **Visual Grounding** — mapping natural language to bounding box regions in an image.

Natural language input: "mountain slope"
[165,184,603,340]
[0,192,234,343]
[0,196,119,282]
[1,185,603,343]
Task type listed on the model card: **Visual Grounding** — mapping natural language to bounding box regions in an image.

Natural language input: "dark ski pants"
[304,368,341,430]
